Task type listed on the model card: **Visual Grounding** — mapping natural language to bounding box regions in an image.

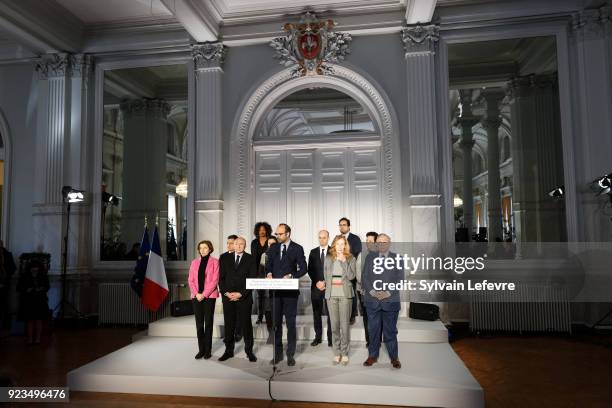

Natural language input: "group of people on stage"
[187,218,402,369]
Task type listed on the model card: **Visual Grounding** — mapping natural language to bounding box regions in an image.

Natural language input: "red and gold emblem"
[272,12,352,77]
[298,32,321,60]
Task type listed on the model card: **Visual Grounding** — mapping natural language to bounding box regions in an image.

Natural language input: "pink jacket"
[188,256,220,298]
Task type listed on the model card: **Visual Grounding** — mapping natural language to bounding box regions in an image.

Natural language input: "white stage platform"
[68,336,483,407]
[147,314,450,343]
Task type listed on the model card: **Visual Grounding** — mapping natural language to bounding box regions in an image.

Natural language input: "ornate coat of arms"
[270,12,352,77]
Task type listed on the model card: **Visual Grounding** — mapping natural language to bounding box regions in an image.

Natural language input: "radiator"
[469,283,571,333]
[98,283,182,325]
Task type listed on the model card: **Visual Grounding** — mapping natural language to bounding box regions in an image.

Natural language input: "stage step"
[147,314,448,343]
[67,336,483,408]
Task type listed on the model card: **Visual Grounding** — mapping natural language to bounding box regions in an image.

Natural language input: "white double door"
[254,146,383,251]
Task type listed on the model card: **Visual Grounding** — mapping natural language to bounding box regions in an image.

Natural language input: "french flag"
[141,225,169,312]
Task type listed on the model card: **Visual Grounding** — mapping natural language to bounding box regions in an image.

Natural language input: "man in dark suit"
[265,223,307,366]
[220,235,242,342]
[360,233,402,369]
[338,217,362,325]
[307,230,332,347]
[218,237,257,362]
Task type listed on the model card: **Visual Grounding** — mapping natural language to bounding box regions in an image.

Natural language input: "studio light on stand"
[548,185,565,200]
[590,173,612,201]
[101,190,121,245]
[54,186,86,321]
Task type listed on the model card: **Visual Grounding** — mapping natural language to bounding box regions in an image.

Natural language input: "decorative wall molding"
[229,64,401,238]
[191,42,225,70]
[401,23,439,55]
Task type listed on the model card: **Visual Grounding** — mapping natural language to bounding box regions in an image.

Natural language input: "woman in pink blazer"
[188,240,220,360]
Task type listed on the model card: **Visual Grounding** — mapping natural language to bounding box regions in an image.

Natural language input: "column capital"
[69,54,94,78]
[35,53,71,79]
[35,53,94,80]
[571,7,608,39]
[401,23,439,56]
[507,73,558,100]
[120,98,171,118]
[192,42,226,70]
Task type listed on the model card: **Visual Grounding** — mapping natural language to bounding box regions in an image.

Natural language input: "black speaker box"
[171,299,194,317]
[409,302,439,321]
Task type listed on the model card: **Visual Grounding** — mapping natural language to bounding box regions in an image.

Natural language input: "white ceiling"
[56,0,172,23]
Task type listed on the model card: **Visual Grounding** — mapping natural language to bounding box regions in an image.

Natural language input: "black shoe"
[270,354,283,365]
[218,351,234,361]
[246,352,257,362]
[195,351,205,359]
[310,338,322,347]
[328,342,332,347]
[287,356,296,366]
[203,353,212,360]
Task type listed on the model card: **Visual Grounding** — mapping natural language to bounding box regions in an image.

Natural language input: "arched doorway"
[229,65,401,244]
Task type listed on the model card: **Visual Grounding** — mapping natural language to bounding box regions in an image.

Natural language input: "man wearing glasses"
[265,223,307,366]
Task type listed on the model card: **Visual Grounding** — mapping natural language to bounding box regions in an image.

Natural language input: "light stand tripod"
[53,186,86,320]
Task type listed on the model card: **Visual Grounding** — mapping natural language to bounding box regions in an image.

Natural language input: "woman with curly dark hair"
[251,222,272,324]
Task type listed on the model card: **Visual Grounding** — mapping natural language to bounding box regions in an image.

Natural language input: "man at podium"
[265,223,307,366]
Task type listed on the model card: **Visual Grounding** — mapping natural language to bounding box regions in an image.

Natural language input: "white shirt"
[234,252,244,263]
[319,246,327,257]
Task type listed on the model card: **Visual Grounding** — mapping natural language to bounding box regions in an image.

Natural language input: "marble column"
[401,24,442,243]
[192,42,225,253]
[120,98,170,248]
[401,24,449,323]
[480,89,505,242]
[33,53,94,267]
[457,90,479,239]
[33,53,94,315]
[507,75,565,242]
[570,6,612,242]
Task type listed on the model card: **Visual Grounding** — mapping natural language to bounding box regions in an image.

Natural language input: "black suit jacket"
[307,246,330,288]
[265,241,307,297]
[219,252,257,301]
[346,232,362,259]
